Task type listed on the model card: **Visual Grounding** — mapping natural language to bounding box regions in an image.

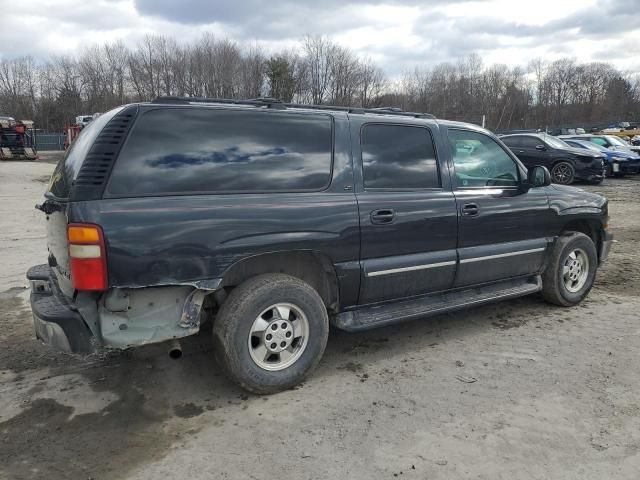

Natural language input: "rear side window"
[501,136,521,148]
[521,137,542,148]
[361,124,439,189]
[47,107,123,199]
[106,108,333,196]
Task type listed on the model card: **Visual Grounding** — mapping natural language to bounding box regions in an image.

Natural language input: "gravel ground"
[1,155,639,480]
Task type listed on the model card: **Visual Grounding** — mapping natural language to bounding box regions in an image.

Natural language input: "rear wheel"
[213,274,329,394]
[551,161,575,184]
[542,232,598,307]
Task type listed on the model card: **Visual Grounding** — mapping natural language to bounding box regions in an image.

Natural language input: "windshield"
[543,135,571,149]
[580,141,607,152]
[568,140,604,152]
[606,136,628,146]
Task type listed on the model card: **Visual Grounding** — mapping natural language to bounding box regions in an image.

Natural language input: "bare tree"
[358,57,386,107]
[303,35,335,104]
[1,35,638,133]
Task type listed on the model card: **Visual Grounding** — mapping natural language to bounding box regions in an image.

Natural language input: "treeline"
[1,34,639,132]
[396,56,639,131]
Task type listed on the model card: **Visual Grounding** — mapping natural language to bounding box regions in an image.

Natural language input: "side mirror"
[535,144,547,151]
[527,166,552,188]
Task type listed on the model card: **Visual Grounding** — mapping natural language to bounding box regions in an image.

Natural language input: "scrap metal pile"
[0,116,37,160]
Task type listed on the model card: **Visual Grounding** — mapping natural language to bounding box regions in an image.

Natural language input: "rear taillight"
[68,223,107,291]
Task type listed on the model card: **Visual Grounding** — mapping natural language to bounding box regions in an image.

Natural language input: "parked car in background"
[28,98,613,393]
[562,139,640,176]
[75,115,94,127]
[500,133,605,185]
[562,134,640,155]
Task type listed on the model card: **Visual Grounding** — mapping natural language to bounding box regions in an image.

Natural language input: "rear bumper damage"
[27,264,95,353]
[27,264,210,353]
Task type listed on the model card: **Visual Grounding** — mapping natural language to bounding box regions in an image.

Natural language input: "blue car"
[563,139,640,176]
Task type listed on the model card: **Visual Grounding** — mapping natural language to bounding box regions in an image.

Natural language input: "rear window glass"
[361,124,439,189]
[106,108,333,196]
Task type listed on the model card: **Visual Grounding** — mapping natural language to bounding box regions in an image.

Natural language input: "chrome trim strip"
[367,260,456,277]
[459,247,546,264]
[367,247,546,277]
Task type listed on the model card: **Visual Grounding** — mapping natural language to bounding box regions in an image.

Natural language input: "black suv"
[500,133,605,185]
[29,98,613,393]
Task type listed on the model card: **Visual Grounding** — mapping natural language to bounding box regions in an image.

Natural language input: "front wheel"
[542,232,598,307]
[551,161,575,184]
[213,274,329,394]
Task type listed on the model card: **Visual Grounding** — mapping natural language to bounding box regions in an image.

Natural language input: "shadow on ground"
[0,288,569,480]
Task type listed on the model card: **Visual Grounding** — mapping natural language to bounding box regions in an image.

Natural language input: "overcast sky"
[1,0,639,75]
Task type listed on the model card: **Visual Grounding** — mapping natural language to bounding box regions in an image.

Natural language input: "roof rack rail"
[370,107,403,113]
[151,96,286,109]
[150,96,435,119]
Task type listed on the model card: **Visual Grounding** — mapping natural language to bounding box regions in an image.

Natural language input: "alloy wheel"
[562,248,589,293]
[248,303,309,371]
[552,163,573,184]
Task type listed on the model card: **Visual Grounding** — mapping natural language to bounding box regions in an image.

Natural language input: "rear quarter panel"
[68,114,362,307]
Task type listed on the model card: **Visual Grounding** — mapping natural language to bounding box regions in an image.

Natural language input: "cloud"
[0,0,639,77]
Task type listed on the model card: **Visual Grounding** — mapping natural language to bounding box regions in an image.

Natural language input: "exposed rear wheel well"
[218,251,340,313]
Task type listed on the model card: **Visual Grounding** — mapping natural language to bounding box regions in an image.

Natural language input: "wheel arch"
[218,250,340,313]
[551,158,576,168]
[560,218,603,259]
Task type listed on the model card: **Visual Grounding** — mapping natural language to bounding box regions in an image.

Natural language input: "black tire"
[541,232,598,307]
[212,274,329,394]
[551,161,575,185]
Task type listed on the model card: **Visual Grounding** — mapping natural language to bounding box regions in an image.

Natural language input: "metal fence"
[35,132,65,151]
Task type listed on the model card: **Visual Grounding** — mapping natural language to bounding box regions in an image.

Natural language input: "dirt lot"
[1,155,639,480]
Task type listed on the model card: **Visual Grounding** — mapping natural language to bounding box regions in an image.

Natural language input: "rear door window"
[106,108,333,196]
[501,136,522,148]
[360,124,440,190]
[521,137,542,148]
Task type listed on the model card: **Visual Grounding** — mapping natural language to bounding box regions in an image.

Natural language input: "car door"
[352,119,458,305]
[447,128,555,288]
[515,136,554,170]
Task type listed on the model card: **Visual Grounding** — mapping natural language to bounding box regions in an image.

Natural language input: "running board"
[333,276,542,332]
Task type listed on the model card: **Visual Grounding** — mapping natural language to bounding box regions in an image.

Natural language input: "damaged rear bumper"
[27,264,95,353]
[27,264,211,353]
